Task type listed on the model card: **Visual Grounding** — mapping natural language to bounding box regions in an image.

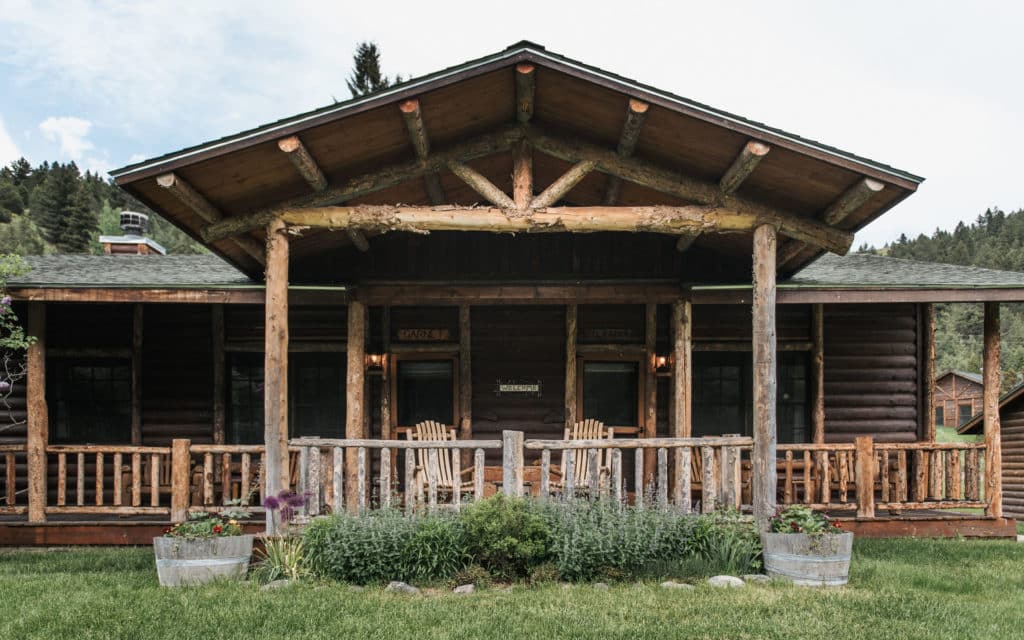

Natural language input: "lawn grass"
[1,539,1023,639]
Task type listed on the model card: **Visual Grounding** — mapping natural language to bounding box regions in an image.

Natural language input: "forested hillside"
[863,207,1024,392]
[0,158,202,256]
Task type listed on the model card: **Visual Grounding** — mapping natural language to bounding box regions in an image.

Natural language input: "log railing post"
[170,439,191,522]
[854,436,875,518]
[264,218,289,534]
[26,303,47,523]
[502,430,524,497]
[752,224,777,529]
[983,302,1002,517]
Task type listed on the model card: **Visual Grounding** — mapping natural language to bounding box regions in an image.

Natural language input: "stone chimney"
[99,211,167,255]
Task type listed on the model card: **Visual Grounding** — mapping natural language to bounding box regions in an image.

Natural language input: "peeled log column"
[345,300,367,512]
[983,302,1002,517]
[26,303,47,523]
[263,219,289,533]
[811,304,825,444]
[672,300,692,438]
[565,305,578,431]
[922,304,936,442]
[752,224,777,529]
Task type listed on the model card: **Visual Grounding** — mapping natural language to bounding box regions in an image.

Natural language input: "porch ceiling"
[111,42,922,280]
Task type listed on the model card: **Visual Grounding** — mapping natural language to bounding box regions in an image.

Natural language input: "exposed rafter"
[155,173,265,264]
[604,99,649,205]
[512,140,533,209]
[399,99,446,205]
[279,204,835,241]
[719,141,770,195]
[448,160,516,209]
[527,128,854,254]
[201,125,524,242]
[278,135,368,252]
[778,177,885,266]
[675,232,700,253]
[531,160,596,209]
[515,63,535,123]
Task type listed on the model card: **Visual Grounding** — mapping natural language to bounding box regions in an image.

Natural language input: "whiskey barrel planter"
[761,532,853,587]
[153,535,255,587]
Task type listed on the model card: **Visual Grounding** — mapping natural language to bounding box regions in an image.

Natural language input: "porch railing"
[0,443,26,515]
[46,444,172,516]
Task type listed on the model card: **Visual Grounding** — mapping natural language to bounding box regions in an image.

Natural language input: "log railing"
[0,443,27,515]
[776,443,858,511]
[45,444,172,516]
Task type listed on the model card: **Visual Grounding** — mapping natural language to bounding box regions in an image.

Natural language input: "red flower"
[212,525,223,534]
[790,522,800,531]
[833,521,842,529]
[164,528,171,534]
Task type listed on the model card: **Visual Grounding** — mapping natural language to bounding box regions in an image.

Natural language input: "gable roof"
[958,382,1024,435]
[110,41,922,280]
[788,254,1024,289]
[935,369,984,386]
[8,254,256,288]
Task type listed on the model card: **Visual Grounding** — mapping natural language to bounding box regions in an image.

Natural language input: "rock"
[385,581,421,595]
[260,579,292,591]
[593,582,609,590]
[660,580,695,590]
[1017,534,1024,543]
[742,574,771,585]
[707,575,745,588]
[453,584,475,595]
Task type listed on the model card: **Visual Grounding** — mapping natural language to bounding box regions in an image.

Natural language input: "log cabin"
[2,41,1022,543]
[959,383,1024,519]
[934,370,984,429]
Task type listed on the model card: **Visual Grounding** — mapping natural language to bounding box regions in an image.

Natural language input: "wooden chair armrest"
[459,467,475,478]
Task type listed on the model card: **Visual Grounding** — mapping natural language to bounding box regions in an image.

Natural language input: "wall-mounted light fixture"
[654,354,671,372]
[365,353,385,369]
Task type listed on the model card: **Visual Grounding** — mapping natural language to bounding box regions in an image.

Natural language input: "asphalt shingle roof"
[785,253,1024,288]
[9,254,255,288]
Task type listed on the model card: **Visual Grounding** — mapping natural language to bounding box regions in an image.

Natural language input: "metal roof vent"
[120,211,149,236]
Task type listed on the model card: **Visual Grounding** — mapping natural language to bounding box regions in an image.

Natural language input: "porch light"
[365,353,385,369]
[655,354,671,372]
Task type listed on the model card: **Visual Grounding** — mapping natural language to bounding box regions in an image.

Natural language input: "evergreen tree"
[52,182,97,253]
[0,213,49,255]
[0,181,25,217]
[346,42,402,98]
[29,162,85,245]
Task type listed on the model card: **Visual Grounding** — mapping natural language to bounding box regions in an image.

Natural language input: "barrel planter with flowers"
[154,507,254,587]
[762,505,853,587]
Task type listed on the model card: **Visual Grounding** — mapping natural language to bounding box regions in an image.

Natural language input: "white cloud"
[38,116,93,160]
[0,116,21,165]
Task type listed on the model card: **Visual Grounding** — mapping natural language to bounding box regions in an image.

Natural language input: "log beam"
[531,160,597,209]
[399,99,446,206]
[515,63,535,123]
[604,99,650,205]
[345,299,367,512]
[719,141,771,195]
[752,224,777,529]
[26,303,47,523]
[447,161,516,209]
[512,140,533,209]
[202,126,525,242]
[527,129,854,254]
[778,177,885,266]
[675,232,699,253]
[983,302,1002,517]
[263,218,289,533]
[155,173,266,264]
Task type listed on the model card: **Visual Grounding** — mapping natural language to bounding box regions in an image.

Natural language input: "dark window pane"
[228,353,263,445]
[935,406,944,426]
[291,353,345,438]
[49,359,131,444]
[397,360,454,426]
[582,361,639,426]
[958,404,973,425]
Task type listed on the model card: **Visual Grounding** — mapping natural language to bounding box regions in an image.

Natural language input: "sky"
[0,0,1021,247]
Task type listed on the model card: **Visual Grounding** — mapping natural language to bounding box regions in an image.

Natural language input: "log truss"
[189,70,876,258]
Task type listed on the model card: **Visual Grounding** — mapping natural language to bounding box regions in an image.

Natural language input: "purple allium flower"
[286,493,306,508]
[0,381,9,393]
[1,296,10,306]
[263,495,280,510]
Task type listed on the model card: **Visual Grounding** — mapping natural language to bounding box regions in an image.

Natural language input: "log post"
[644,304,658,483]
[854,436,875,518]
[170,438,191,522]
[811,304,825,444]
[131,304,143,445]
[345,299,367,512]
[565,304,578,430]
[263,218,289,533]
[211,304,226,445]
[983,302,1002,517]
[26,303,47,523]
[459,305,473,466]
[752,224,778,529]
[512,140,533,210]
[502,430,524,497]
[671,300,692,438]
[922,303,936,442]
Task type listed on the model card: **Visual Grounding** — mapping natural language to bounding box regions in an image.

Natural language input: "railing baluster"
[837,450,848,503]
[948,449,961,500]
[474,448,485,502]
[818,451,830,505]
[634,448,644,507]
[95,452,104,506]
[4,452,14,506]
[299,446,310,497]
[332,447,344,514]
[588,448,600,497]
[540,449,551,501]
[657,448,668,509]
[131,453,141,507]
[802,450,811,505]
[221,453,232,504]
[451,446,461,509]
[611,449,623,505]
[678,446,691,514]
[783,450,793,504]
[672,447,685,508]
[149,453,160,507]
[701,446,716,513]
[912,449,926,502]
[965,449,980,501]
[380,447,392,509]
[113,452,123,506]
[722,445,739,510]
[880,450,890,504]
[203,452,214,505]
[404,447,415,514]
[240,453,251,505]
[356,447,367,512]
[308,446,322,515]
[57,453,66,506]
[564,447,575,499]
[426,448,439,511]
[896,450,907,502]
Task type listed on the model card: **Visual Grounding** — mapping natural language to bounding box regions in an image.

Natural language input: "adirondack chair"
[407,420,475,504]
[550,419,613,495]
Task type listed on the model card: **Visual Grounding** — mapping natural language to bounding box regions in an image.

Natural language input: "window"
[49,359,131,444]
[958,403,973,426]
[228,353,263,445]
[935,406,945,427]
[582,361,640,427]
[691,351,810,443]
[291,353,345,438]
[396,360,454,427]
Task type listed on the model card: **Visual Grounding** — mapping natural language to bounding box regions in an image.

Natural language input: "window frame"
[48,357,132,445]
[576,353,645,436]
[389,351,460,438]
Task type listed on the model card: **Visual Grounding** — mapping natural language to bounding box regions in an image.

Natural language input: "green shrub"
[304,510,417,584]
[528,562,562,585]
[457,495,551,579]
[451,564,493,589]
[686,510,762,576]
[401,515,469,582]
[252,536,306,584]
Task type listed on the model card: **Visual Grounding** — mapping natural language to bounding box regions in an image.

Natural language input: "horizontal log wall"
[823,304,919,443]
[998,396,1024,518]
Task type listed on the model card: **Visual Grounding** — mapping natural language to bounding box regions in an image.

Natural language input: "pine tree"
[346,42,402,98]
[52,182,97,253]
[0,213,49,255]
[29,162,83,244]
